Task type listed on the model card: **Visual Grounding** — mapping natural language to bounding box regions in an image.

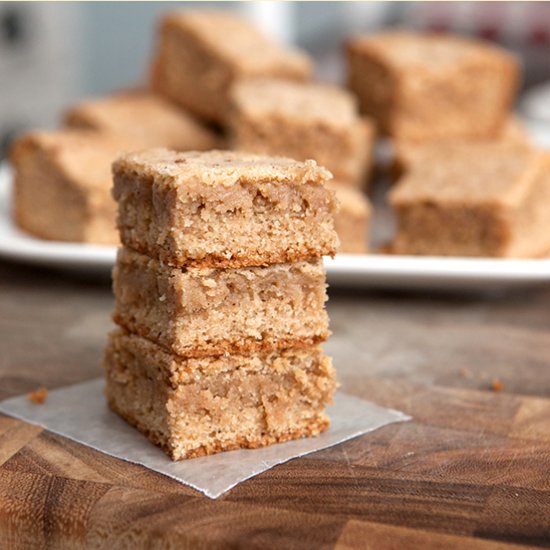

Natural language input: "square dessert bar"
[326,183,371,254]
[10,130,142,244]
[347,32,520,141]
[113,247,329,357]
[151,11,311,123]
[229,79,375,187]
[64,90,218,152]
[390,143,550,258]
[392,115,531,178]
[113,149,339,268]
[104,330,337,460]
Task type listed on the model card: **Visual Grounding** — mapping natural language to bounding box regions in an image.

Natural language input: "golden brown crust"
[113,148,333,188]
[121,242,336,270]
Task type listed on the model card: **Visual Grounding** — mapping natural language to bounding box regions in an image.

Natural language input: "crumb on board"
[27,387,48,404]
[491,378,504,393]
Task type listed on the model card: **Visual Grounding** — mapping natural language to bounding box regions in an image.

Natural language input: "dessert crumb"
[491,378,504,393]
[27,387,48,405]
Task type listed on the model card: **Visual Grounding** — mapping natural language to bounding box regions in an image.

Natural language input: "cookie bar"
[347,31,519,141]
[393,115,531,177]
[113,149,339,268]
[390,143,550,258]
[104,330,337,460]
[151,11,311,123]
[10,130,141,244]
[229,78,375,186]
[113,247,329,357]
[327,183,371,254]
[64,90,218,152]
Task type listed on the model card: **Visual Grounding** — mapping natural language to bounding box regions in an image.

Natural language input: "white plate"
[0,164,116,274]
[1,162,550,290]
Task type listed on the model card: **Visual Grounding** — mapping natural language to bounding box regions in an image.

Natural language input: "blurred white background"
[1,1,550,156]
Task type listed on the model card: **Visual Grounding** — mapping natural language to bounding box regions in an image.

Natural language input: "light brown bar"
[327,182,371,254]
[10,130,142,244]
[390,143,550,258]
[347,31,519,141]
[151,11,311,123]
[103,330,337,460]
[392,114,531,178]
[113,149,339,268]
[64,90,219,152]
[113,247,329,357]
[229,78,375,187]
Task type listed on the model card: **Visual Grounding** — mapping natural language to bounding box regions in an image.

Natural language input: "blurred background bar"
[1,1,550,157]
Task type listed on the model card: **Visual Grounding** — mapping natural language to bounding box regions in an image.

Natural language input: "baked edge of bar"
[120,243,336,269]
[106,395,330,461]
[111,314,330,357]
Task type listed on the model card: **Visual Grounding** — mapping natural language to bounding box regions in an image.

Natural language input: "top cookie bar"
[151,11,311,123]
[113,149,339,268]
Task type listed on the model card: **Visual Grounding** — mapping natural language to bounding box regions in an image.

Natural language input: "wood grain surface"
[1,261,550,549]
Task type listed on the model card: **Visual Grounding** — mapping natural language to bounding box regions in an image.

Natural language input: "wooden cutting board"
[1,376,549,549]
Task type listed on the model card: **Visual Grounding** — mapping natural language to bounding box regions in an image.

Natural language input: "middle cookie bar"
[113,247,329,357]
[113,149,339,268]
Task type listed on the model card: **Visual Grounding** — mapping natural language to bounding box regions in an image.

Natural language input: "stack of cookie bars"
[103,148,339,460]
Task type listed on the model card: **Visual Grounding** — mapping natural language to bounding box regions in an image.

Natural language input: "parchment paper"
[0,379,410,498]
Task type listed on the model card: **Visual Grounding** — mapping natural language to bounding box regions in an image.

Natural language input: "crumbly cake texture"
[113,149,339,268]
[10,130,142,244]
[390,144,550,258]
[327,183,371,254]
[104,330,337,460]
[229,78,375,186]
[64,90,219,152]
[113,247,329,356]
[347,31,520,141]
[151,11,311,123]
[392,115,531,177]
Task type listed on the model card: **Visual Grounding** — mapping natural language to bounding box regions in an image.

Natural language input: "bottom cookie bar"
[103,330,337,460]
